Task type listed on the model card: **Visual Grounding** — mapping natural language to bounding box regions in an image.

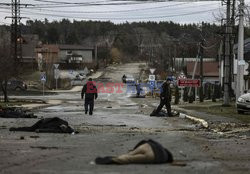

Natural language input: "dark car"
[122,74,135,84]
[7,79,27,91]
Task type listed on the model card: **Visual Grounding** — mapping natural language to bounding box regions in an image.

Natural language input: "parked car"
[123,74,135,84]
[236,92,250,114]
[75,73,86,80]
[7,79,27,91]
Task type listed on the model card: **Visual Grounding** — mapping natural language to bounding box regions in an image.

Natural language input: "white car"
[236,93,250,114]
[75,73,86,80]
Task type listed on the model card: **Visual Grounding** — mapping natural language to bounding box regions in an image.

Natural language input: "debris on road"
[150,109,179,117]
[140,104,148,108]
[9,117,77,134]
[95,139,173,164]
[179,150,187,157]
[30,146,59,150]
[0,107,37,118]
[30,135,40,139]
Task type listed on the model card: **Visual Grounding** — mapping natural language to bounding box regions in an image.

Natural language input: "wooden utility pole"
[223,0,232,106]
[199,41,204,102]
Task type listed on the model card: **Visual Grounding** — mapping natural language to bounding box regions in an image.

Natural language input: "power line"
[27,2,192,14]
[33,0,113,5]
[26,0,147,8]
[22,8,219,20]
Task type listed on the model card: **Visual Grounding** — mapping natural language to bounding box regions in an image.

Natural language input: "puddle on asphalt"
[120,103,138,107]
[44,106,63,111]
[67,101,79,104]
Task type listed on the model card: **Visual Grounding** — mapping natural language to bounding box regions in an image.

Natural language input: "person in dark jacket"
[155,77,172,116]
[136,81,142,97]
[81,78,98,115]
[95,139,173,164]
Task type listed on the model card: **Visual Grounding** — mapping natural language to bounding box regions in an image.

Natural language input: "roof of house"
[58,44,94,50]
[36,44,59,53]
[187,61,219,77]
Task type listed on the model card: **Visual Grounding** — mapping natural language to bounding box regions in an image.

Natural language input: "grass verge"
[179,101,250,123]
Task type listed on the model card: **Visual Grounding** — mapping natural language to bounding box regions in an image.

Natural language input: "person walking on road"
[154,77,172,116]
[81,78,98,115]
[136,80,142,98]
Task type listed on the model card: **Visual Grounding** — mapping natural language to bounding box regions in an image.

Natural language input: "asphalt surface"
[0,63,250,174]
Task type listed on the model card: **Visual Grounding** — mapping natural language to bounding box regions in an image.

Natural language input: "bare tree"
[0,28,14,102]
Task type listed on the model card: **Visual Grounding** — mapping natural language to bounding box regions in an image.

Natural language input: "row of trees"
[1,19,250,101]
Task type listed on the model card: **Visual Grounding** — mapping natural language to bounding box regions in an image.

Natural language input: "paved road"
[0,63,249,174]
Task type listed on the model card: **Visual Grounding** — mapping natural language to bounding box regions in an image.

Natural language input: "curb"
[179,113,209,128]
[173,106,209,129]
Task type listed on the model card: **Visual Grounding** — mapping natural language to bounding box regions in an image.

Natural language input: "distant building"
[186,61,219,83]
[36,44,94,66]
[58,44,94,63]
[35,44,59,71]
[174,57,217,72]
[21,34,40,63]
[231,37,250,91]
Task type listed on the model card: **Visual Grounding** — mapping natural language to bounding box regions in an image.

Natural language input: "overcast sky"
[0,0,249,25]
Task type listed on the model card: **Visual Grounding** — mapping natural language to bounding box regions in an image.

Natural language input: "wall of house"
[59,50,93,63]
[175,57,216,72]
[203,77,219,83]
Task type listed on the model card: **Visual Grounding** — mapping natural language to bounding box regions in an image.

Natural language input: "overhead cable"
[21,8,219,20]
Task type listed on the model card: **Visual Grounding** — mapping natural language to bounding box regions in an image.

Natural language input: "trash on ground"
[95,139,173,164]
[0,107,37,118]
[9,117,77,134]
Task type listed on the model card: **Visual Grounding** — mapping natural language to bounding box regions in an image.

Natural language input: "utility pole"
[199,41,204,102]
[229,0,236,98]
[222,0,232,106]
[236,0,245,100]
[4,1,31,70]
[95,44,98,67]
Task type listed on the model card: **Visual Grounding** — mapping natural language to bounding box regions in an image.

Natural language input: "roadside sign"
[178,79,200,87]
[238,60,245,66]
[40,72,46,82]
[149,75,155,81]
[83,67,89,75]
[149,68,156,74]
[54,64,59,69]
[54,69,60,79]
[149,80,155,88]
